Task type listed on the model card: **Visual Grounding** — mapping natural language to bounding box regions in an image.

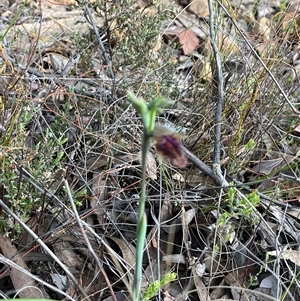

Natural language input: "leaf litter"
[1,0,300,301]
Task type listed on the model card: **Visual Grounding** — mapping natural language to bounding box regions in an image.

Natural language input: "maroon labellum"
[153,125,187,168]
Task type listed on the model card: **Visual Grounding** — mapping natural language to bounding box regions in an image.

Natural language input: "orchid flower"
[153,124,187,168]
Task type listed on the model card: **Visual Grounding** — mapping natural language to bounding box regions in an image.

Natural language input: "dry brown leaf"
[137,150,157,180]
[210,278,228,299]
[90,172,108,226]
[53,241,85,275]
[160,195,174,222]
[269,249,300,266]
[145,151,157,180]
[251,158,284,174]
[194,59,213,81]
[252,17,271,41]
[178,29,199,54]
[217,33,239,55]
[192,264,210,301]
[106,237,136,268]
[0,236,46,298]
[224,270,248,301]
[104,237,137,291]
[164,28,199,55]
[186,0,209,18]
[251,152,296,175]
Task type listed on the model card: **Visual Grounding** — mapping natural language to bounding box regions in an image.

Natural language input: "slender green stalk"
[133,128,151,301]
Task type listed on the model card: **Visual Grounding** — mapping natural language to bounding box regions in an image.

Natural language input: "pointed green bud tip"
[148,96,173,110]
[127,91,148,115]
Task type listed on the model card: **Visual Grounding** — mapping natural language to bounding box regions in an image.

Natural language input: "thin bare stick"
[182,145,291,210]
[64,179,118,301]
[84,5,115,79]
[0,198,91,301]
[181,145,221,184]
[0,254,75,301]
[208,0,224,169]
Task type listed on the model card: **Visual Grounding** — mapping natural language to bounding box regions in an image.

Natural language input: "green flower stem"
[133,127,151,301]
[127,91,155,301]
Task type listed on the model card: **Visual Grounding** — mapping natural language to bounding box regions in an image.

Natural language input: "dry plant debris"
[1,0,300,300]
